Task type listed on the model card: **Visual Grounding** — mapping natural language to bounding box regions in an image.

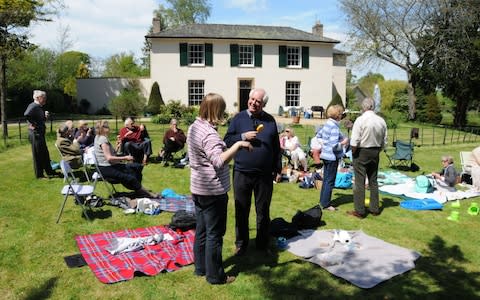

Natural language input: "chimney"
[152,17,162,33]
[312,21,323,37]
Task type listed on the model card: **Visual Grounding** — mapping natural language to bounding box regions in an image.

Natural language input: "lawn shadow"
[24,277,57,300]
[243,234,480,298]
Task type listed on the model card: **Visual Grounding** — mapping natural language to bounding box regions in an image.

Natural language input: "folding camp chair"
[92,152,121,202]
[56,160,99,223]
[384,140,414,169]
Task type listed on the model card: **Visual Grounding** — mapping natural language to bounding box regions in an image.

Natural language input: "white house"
[77,20,347,116]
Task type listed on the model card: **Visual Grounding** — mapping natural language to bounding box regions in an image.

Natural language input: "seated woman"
[94,120,156,198]
[280,127,307,172]
[56,121,83,169]
[158,118,186,165]
[431,155,458,191]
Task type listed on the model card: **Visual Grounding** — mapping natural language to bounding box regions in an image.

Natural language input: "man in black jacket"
[224,88,282,256]
[24,90,56,178]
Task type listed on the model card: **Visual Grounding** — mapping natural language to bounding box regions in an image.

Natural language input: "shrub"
[382,109,403,129]
[151,100,198,124]
[145,81,164,115]
[420,93,442,124]
[327,93,344,110]
[79,98,91,114]
[108,81,146,119]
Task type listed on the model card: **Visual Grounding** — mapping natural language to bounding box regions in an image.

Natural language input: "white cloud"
[224,0,267,13]
[29,0,158,59]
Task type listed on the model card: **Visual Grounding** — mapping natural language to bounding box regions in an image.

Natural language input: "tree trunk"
[406,71,417,120]
[454,93,469,128]
[0,55,7,138]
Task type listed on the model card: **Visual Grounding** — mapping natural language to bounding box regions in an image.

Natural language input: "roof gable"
[147,23,340,44]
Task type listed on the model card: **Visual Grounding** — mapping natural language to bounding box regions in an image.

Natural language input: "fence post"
[443,127,447,145]
[18,119,22,141]
[450,128,454,144]
[432,126,435,146]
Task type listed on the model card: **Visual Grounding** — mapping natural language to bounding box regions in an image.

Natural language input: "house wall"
[77,77,152,114]
[150,38,337,115]
[77,39,347,116]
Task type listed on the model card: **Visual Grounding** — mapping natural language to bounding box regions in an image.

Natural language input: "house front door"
[238,79,253,112]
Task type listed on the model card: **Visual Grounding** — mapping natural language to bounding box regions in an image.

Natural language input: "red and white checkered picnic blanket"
[75,225,194,284]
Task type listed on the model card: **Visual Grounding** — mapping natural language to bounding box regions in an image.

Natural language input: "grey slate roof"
[147,24,340,44]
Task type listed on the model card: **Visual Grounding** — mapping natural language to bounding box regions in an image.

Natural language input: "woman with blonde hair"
[187,93,252,285]
[319,105,349,211]
[94,120,156,198]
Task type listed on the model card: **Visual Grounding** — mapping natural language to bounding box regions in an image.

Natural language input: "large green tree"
[416,0,480,127]
[102,52,145,77]
[0,0,62,137]
[339,0,439,120]
[141,0,211,70]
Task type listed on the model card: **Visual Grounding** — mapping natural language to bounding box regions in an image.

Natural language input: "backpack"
[415,175,435,193]
[335,172,353,189]
[169,210,196,231]
[292,205,323,230]
[269,217,299,238]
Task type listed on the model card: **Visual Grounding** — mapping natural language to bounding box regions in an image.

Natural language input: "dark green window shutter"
[254,44,262,67]
[230,44,239,66]
[279,45,287,67]
[205,43,213,66]
[302,46,309,69]
[180,43,188,66]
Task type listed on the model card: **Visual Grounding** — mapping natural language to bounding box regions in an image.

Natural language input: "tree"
[0,0,62,137]
[108,81,146,119]
[415,0,480,127]
[55,50,90,96]
[141,0,211,70]
[339,0,438,120]
[102,52,144,77]
[145,81,164,115]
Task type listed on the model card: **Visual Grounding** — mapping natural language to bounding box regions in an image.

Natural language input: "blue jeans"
[320,159,339,208]
[193,193,228,284]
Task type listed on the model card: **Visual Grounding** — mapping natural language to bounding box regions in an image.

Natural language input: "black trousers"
[193,193,228,284]
[124,140,152,163]
[29,130,53,178]
[99,163,143,191]
[233,170,273,250]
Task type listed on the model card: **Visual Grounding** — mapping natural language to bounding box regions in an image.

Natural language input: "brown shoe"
[225,276,236,284]
[346,210,365,219]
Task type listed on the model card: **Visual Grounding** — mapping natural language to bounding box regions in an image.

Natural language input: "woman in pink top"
[187,93,252,285]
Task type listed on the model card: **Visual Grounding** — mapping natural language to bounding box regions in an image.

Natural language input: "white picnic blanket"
[379,180,480,204]
[287,230,421,289]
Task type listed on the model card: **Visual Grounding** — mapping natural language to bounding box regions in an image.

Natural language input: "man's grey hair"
[124,117,133,126]
[361,97,375,112]
[249,88,269,106]
[33,90,46,100]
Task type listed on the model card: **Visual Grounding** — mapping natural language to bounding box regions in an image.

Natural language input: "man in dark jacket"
[24,90,57,179]
[224,88,282,256]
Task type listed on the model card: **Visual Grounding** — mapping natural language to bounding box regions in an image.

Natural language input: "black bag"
[292,205,323,230]
[269,217,299,238]
[170,210,196,231]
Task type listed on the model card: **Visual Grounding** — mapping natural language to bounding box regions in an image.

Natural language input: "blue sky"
[29,0,406,80]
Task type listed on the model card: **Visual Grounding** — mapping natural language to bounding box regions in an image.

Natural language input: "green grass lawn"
[1,120,480,299]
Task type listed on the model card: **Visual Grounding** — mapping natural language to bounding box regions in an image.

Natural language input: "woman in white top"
[280,127,307,171]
